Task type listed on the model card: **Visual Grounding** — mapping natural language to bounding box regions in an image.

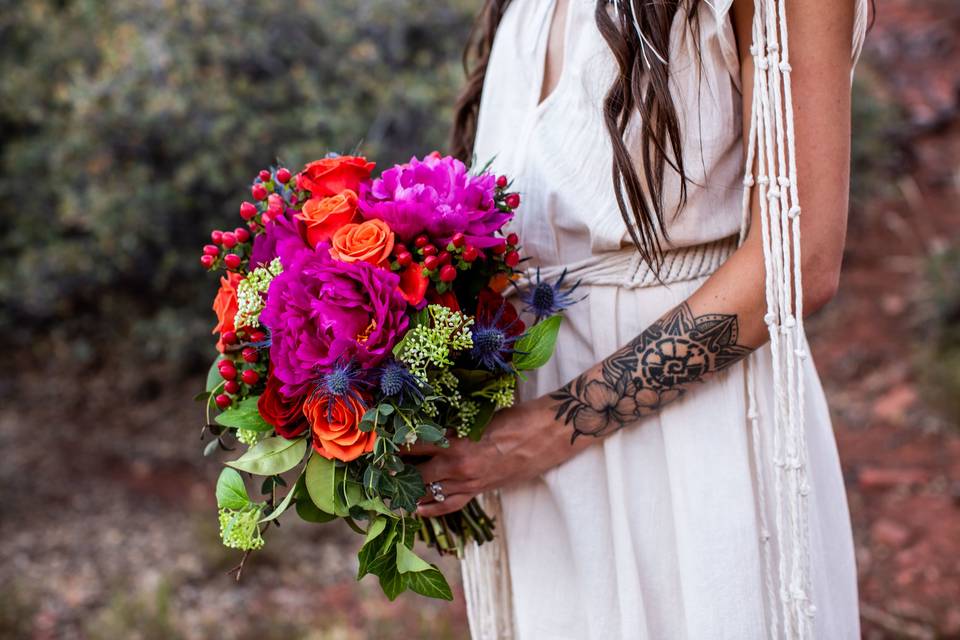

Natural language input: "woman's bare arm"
[416,0,858,516]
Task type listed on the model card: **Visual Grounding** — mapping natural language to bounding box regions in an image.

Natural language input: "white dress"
[471,0,869,638]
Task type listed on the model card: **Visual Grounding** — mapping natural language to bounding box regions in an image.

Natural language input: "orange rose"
[330,219,395,267]
[212,271,243,352]
[303,393,374,462]
[297,155,375,198]
[296,190,359,247]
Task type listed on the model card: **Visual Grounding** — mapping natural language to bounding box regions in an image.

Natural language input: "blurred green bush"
[0,0,478,370]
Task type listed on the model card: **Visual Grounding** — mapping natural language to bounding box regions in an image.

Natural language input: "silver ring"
[429,481,446,503]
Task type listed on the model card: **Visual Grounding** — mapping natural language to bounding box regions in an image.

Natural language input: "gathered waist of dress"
[512,235,739,292]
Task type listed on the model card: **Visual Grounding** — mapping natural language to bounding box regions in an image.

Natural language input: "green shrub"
[0,0,478,370]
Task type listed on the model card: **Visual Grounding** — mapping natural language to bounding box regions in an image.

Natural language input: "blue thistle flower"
[520,268,586,323]
[378,361,426,405]
[470,302,524,373]
[311,359,369,419]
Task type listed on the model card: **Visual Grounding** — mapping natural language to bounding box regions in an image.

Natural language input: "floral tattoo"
[550,303,752,440]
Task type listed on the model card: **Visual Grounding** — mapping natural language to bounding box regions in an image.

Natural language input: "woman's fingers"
[416,492,473,518]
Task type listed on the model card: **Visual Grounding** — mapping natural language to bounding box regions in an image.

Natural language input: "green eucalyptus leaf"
[295,496,336,523]
[305,454,337,515]
[206,356,224,392]
[392,423,411,445]
[203,438,220,457]
[260,479,298,523]
[406,567,454,600]
[226,436,307,475]
[416,424,445,443]
[468,400,497,442]
[215,396,272,432]
[215,468,250,510]
[512,315,563,371]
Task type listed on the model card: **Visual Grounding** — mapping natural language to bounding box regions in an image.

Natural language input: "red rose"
[258,374,307,439]
[397,262,429,306]
[426,288,460,312]
[297,156,375,198]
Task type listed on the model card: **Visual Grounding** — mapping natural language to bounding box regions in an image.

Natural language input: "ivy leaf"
[215,468,250,510]
[215,396,273,432]
[388,465,425,513]
[363,466,382,493]
[305,454,337,515]
[335,472,365,517]
[512,315,563,371]
[226,436,307,475]
[406,567,454,600]
[396,543,432,573]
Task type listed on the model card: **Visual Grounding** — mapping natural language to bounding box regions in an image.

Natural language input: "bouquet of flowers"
[196,152,581,600]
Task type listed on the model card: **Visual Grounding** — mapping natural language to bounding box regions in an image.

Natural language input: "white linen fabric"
[468,0,868,638]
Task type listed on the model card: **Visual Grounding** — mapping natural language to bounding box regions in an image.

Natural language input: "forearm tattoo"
[550,303,752,440]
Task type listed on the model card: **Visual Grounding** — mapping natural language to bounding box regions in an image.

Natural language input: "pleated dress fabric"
[470,0,868,638]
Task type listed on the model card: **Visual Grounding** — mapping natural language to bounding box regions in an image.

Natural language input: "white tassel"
[462,492,515,640]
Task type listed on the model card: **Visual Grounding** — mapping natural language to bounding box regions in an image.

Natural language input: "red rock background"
[0,1,957,638]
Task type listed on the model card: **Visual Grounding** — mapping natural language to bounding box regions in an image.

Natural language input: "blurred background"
[0,0,957,638]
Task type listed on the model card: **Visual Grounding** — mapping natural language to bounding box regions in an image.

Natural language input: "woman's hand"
[409,394,588,517]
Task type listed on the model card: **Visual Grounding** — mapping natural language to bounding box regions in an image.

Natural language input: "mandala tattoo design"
[550,303,752,440]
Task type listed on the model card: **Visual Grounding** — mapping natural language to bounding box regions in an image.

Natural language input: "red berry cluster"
[213,329,268,409]
[201,165,295,272]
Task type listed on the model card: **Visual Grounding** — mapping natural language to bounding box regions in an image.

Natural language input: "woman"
[412,0,868,637]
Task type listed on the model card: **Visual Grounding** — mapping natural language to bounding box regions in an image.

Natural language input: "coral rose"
[330,219,395,267]
[303,393,374,462]
[212,271,243,352]
[258,374,307,439]
[297,155,375,198]
[297,190,360,248]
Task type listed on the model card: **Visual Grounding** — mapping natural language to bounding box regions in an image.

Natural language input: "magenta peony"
[358,154,512,249]
[259,245,409,398]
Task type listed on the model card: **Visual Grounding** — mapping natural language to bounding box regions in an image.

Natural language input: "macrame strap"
[741,0,815,637]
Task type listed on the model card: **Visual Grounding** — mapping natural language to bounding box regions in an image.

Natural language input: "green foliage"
[0,0,477,366]
[215,396,273,432]
[916,247,960,427]
[513,315,563,370]
[225,435,307,475]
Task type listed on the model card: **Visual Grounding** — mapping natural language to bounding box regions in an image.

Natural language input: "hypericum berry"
[505,250,521,268]
[393,243,408,256]
[505,193,521,209]
[424,255,440,271]
[507,232,519,246]
[240,202,258,220]
[451,232,466,248]
[224,380,241,395]
[414,235,429,248]
[422,244,437,257]
[247,221,259,232]
[276,167,292,184]
[241,369,260,385]
[218,359,233,369]
[200,255,215,269]
[211,230,224,244]
[396,251,413,267]
[259,170,272,182]
[224,254,242,270]
[496,175,508,188]
[219,364,237,381]
[249,330,267,342]
[492,240,508,255]
[234,227,251,243]
[438,251,452,265]
[251,184,267,201]
[241,347,258,363]
[215,394,232,409]
[463,245,480,262]
[439,264,457,282]
[203,244,219,256]
[221,232,237,249]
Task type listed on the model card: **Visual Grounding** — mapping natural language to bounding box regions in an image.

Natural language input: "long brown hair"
[450,0,700,271]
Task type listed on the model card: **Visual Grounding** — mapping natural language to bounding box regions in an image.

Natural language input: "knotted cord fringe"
[741,0,815,636]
